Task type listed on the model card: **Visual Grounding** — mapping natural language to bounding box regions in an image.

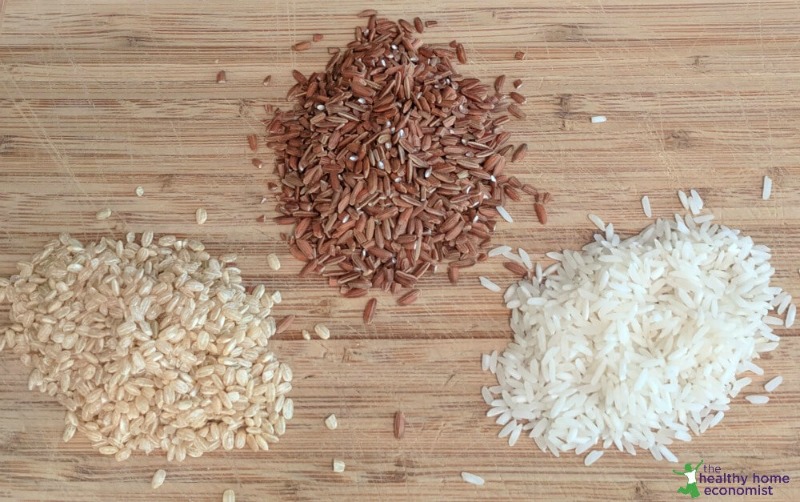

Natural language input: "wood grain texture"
[1,0,800,500]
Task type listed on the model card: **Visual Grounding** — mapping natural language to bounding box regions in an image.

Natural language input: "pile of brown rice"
[264,11,535,302]
[0,232,293,461]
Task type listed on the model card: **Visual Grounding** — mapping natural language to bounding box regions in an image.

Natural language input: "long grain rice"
[762,176,772,200]
[479,276,501,293]
[483,192,789,462]
[641,196,652,218]
[461,472,485,486]
[764,376,783,393]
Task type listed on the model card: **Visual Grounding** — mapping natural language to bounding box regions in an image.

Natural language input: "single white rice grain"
[267,253,281,271]
[332,459,346,473]
[590,115,607,124]
[584,450,604,466]
[96,208,112,220]
[659,445,678,463]
[461,472,485,486]
[746,395,769,404]
[677,190,689,210]
[708,411,725,429]
[742,361,764,375]
[479,276,501,293]
[518,248,532,270]
[325,414,338,430]
[314,324,331,340]
[223,489,235,502]
[764,376,783,393]
[302,329,311,340]
[496,206,513,223]
[135,186,145,197]
[489,245,511,257]
[151,469,166,489]
[588,214,605,231]
[641,196,652,218]
[785,304,796,328]
[690,189,703,209]
[762,175,772,200]
[196,208,208,225]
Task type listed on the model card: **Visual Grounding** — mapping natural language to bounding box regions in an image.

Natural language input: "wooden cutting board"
[1,0,799,500]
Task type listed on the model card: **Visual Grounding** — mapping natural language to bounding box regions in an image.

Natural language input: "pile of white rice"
[483,192,790,463]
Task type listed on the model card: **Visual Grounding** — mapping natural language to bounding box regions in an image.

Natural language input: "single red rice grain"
[512,144,528,162]
[312,33,324,42]
[397,289,420,306]
[514,51,525,60]
[456,44,467,64]
[292,41,312,51]
[513,79,523,89]
[448,266,459,285]
[358,9,377,17]
[394,411,405,439]
[504,261,529,276]
[494,75,506,93]
[508,104,526,119]
[534,202,548,225]
[413,17,424,33]
[216,70,227,83]
[247,134,258,151]
[509,92,526,104]
[363,298,377,324]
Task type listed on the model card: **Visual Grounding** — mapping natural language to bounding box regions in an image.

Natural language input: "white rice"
[785,304,796,328]
[746,395,769,405]
[587,214,605,231]
[489,245,511,257]
[762,175,772,200]
[461,472,485,486]
[677,190,689,210]
[689,189,703,215]
[518,248,532,270]
[479,276,501,293]
[764,376,783,393]
[584,450,603,466]
[641,196,652,218]
[496,206,513,223]
[484,197,788,462]
[590,115,607,124]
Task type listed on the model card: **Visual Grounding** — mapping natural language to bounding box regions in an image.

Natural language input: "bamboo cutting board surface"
[2,0,800,500]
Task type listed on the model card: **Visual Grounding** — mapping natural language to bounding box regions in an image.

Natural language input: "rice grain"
[479,276,501,293]
[461,472,485,486]
[641,196,652,218]
[314,323,331,340]
[762,176,772,200]
[151,469,167,489]
[325,414,338,430]
[764,376,783,393]
[267,253,281,271]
